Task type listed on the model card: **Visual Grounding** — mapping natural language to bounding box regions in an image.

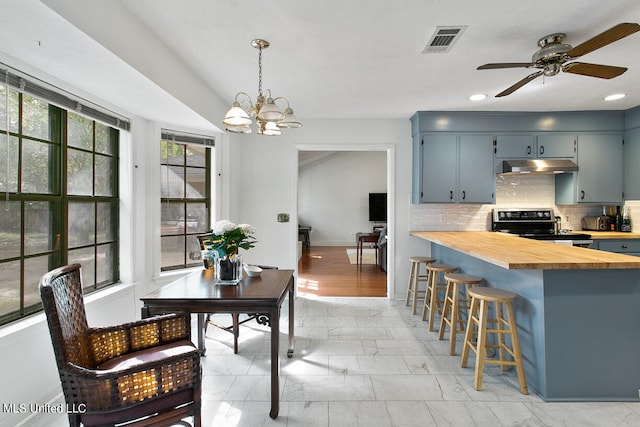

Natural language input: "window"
[0,82,120,325]
[160,132,213,271]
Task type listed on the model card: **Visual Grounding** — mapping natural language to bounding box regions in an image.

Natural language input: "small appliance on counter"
[581,215,610,231]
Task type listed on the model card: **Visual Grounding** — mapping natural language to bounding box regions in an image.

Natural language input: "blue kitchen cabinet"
[459,135,496,203]
[594,239,640,257]
[495,135,536,158]
[421,134,457,203]
[555,133,623,204]
[420,134,494,203]
[495,134,576,158]
[624,128,640,200]
[536,134,576,158]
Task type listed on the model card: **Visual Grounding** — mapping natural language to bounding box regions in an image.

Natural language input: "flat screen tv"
[368,193,387,222]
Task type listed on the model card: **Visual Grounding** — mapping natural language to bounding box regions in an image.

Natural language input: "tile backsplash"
[410,174,639,232]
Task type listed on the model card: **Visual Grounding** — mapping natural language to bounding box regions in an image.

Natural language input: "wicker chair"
[39,264,201,427]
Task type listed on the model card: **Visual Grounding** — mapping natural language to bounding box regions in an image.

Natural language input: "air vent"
[422,26,468,53]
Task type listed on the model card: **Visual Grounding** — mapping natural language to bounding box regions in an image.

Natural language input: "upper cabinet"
[411,111,630,205]
[419,133,495,204]
[555,133,624,204]
[624,128,640,200]
[495,134,576,159]
[536,134,577,158]
[495,135,535,158]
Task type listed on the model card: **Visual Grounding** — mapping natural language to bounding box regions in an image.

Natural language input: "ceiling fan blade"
[477,62,533,70]
[563,62,627,79]
[566,22,640,58]
[495,71,544,97]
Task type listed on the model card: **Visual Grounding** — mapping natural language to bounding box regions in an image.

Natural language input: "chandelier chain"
[257,45,263,98]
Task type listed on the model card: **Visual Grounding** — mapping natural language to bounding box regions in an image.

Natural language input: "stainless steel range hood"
[497,159,579,175]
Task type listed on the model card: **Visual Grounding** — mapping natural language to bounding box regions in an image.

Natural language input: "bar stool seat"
[460,287,528,395]
[421,263,457,331]
[438,273,483,355]
[405,256,436,314]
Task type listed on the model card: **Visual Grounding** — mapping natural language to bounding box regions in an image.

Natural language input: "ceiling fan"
[478,22,640,97]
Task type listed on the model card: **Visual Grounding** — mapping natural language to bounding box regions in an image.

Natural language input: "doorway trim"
[293,143,395,298]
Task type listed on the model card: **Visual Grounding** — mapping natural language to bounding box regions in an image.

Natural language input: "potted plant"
[203,220,257,284]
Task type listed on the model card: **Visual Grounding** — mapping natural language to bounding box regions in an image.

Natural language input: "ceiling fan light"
[278,107,302,128]
[604,93,625,101]
[257,98,285,122]
[223,103,252,126]
[469,94,487,101]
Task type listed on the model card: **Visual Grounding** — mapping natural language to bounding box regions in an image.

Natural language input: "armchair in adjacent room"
[39,264,202,427]
[377,226,388,272]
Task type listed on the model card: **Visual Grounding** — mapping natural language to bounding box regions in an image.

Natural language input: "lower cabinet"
[593,239,640,257]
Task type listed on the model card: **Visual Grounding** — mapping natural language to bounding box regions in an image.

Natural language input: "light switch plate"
[277,213,290,223]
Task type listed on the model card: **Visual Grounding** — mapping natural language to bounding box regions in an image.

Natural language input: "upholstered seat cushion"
[97,340,198,372]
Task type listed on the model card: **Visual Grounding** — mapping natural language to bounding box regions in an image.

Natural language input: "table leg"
[269,307,280,419]
[232,313,240,354]
[288,286,295,358]
[197,313,207,356]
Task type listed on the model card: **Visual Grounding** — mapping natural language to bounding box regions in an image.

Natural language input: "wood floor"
[297,246,387,297]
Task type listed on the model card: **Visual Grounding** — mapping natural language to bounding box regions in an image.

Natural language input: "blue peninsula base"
[431,243,640,401]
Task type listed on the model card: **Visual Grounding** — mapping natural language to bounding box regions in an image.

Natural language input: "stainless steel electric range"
[492,208,593,247]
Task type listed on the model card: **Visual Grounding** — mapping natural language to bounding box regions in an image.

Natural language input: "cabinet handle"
[622,245,628,249]
[449,190,453,200]
[527,145,531,155]
[580,190,585,200]
[462,190,466,200]
[539,145,544,155]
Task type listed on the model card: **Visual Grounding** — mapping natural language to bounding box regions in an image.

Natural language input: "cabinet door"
[421,134,457,203]
[576,133,623,203]
[624,128,640,200]
[598,239,640,254]
[537,134,576,158]
[459,135,495,203]
[495,135,535,158]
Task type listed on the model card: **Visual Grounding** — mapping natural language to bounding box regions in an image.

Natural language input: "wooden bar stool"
[405,256,435,314]
[460,287,528,395]
[438,273,483,355]
[421,263,457,331]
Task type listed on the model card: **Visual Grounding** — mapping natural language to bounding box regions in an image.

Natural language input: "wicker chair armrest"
[89,313,191,365]
[61,345,200,412]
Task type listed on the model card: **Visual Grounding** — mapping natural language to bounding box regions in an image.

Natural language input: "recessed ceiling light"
[469,94,487,101]
[604,93,625,101]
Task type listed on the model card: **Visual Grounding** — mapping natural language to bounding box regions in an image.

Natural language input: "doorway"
[294,145,395,298]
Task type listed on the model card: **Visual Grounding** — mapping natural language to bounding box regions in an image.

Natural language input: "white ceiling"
[2,0,640,131]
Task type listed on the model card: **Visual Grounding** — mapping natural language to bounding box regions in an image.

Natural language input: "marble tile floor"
[31,296,640,426]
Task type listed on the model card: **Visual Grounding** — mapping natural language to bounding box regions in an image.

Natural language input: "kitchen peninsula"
[411,231,640,402]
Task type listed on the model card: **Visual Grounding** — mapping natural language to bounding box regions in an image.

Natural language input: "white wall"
[298,151,387,246]
[225,119,422,297]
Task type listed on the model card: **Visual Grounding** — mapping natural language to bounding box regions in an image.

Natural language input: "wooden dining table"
[140,268,295,419]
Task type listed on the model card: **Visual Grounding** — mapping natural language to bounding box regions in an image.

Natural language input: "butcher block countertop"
[410,231,640,270]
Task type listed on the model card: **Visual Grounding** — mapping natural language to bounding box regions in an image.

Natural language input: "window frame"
[0,86,120,326]
[159,133,213,271]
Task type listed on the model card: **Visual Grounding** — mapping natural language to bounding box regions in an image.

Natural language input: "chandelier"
[223,39,302,135]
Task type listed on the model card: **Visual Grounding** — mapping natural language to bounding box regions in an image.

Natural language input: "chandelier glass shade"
[223,39,301,135]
